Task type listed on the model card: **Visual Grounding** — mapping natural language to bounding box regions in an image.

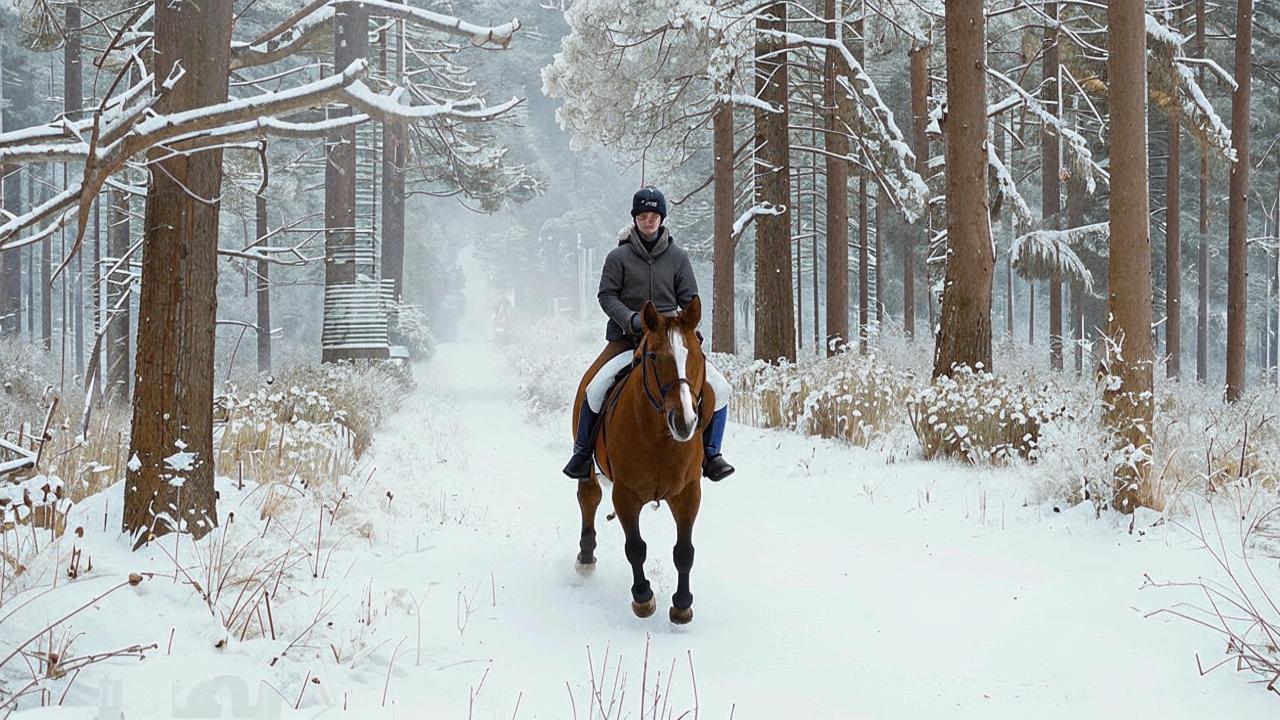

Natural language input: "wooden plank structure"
[321,279,396,362]
[0,437,36,478]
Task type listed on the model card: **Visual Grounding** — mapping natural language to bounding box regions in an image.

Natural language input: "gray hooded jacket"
[597,226,698,342]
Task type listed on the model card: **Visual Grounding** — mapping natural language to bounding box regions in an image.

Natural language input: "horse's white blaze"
[670,329,698,434]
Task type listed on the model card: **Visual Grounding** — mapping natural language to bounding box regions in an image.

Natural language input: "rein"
[636,334,703,418]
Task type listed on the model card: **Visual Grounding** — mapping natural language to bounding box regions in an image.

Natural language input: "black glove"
[629,313,643,334]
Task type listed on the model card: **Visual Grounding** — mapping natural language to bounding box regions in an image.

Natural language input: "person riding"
[562,186,734,482]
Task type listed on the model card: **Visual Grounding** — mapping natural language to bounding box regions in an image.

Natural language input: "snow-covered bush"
[716,351,916,448]
[219,360,410,463]
[908,365,1062,463]
[392,303,437,361]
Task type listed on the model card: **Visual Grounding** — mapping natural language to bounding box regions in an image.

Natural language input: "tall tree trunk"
[256,191,271,376]
[1044,2,1063,370]
[1000,118,1014,338]
[67,3,85,377]
[1196,0,1209,382]
[0,165,18,336]
[0,43,22,338]
[823,0,849,355]
[1104,0,1154,512]
[1166,103,1182,379]
[122,0,234,544]
[1028,281,1035,344]
[753,2,795,363]
[858,172,869,355]
[713,99,736,353]
[1225,0,1252,401]
[41,228,51,350]
[106,187,131,403]
[1068,98,1086,376]
[855,10,868,355]
[381,14,407,306]
[323,2,369,363]
[907,45,928,341]
[932,0,993,379]
[875,186,884,333]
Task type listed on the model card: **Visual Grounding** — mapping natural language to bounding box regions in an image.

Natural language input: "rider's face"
[634,212,662,236]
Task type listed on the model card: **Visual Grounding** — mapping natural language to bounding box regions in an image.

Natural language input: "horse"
[571,297,715,625]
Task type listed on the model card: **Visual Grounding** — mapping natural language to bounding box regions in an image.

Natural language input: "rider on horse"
[562,186,735,482]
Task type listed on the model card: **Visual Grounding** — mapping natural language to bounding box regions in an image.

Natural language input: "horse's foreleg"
[613,488,655,618]
[575,474,602,575]
[667,481,702,625]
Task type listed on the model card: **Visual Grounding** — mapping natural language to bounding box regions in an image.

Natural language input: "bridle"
[636,332,704,417]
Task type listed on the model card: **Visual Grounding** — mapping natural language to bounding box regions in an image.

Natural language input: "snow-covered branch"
[762,29,927,222]
[1145,14,1235,161]
[988,141,1033,227]
[986,67,1108,193]
[732,203,786,239]
[232,0,520,69]
[1011,222,1110,292]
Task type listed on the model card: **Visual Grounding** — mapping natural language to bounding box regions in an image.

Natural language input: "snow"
[2,333,1276,718]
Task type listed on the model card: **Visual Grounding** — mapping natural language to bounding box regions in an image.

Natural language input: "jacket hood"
[618,225,672,260]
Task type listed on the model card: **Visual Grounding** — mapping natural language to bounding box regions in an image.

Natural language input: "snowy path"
[362,341,1272,718]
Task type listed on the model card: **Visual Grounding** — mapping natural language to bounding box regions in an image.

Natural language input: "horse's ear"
[641,300,661,334]
[682,296,701,329]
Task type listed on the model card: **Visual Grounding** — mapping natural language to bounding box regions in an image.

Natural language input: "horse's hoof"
[669,605,693,625]
[574,559,596,577]
[631,596,657,618]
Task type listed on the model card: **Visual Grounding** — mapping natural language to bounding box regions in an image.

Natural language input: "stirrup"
[702,453,734,482]
[563,451,594,479]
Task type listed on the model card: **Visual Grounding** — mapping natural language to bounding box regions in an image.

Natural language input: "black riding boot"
[701,406,735,481]
[562,404,600,479]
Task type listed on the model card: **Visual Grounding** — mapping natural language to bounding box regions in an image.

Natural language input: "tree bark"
[858,173,869,355]
[1044,2,1063,371]
[1103,0,1154,512]
[1196,0,1209,382]
[0,43,23,338]
[713,99,736,354]
[106,187,131,403]
[823,0,849,356]
[381,15,407,306]
[932,0,993,379]
[67,3,85,377]
[323,2,369,363]
[256,191,271,376]
[122,0,235,544]
[907,45,928,341]
[1068,98,1086,376]
[1166,103,1182,379]
[1225,0,1252,401]
[875,186,884,333]
[753,2,795,363]
[0,165,18,336]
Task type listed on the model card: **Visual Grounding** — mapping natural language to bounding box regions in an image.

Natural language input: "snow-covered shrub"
[217,356,409,466]
[908,365,1062,463]
[392,303,437,361]
[716,351,916,447]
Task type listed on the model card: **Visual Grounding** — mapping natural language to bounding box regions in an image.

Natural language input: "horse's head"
[637,297,706,443]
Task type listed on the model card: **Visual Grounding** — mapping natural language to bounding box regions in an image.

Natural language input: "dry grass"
[715,351,916,448]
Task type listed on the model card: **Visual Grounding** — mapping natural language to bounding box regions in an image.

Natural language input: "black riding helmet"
[631,186,667,220]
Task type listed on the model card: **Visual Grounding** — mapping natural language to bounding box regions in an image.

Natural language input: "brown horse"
[571,297,715,624]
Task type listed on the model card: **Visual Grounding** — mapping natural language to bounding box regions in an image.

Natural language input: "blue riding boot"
[702,406,734,482]
[563,404,600,479]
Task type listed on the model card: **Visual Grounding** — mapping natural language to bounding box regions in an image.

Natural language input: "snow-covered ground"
[3,338,1276,718]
